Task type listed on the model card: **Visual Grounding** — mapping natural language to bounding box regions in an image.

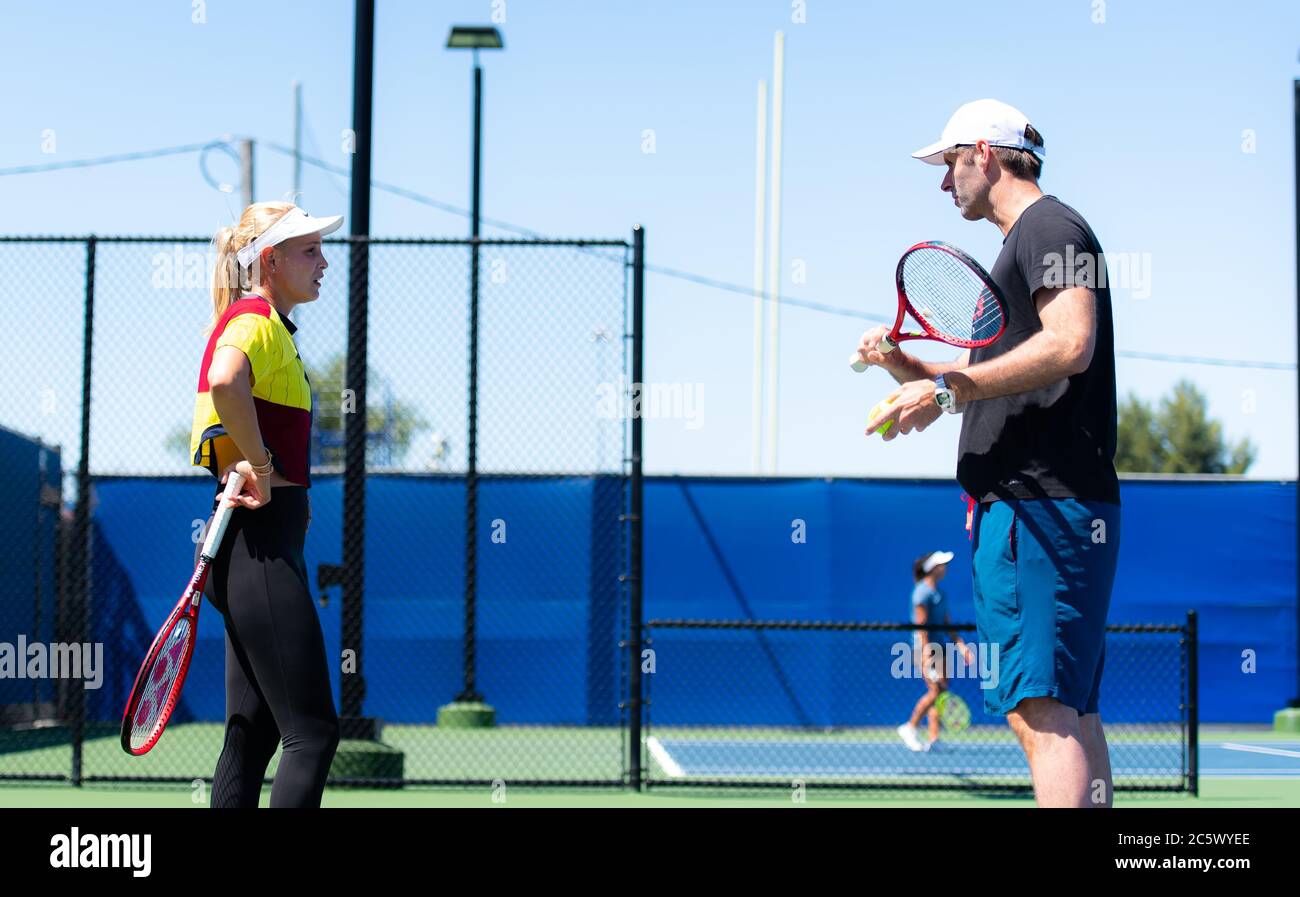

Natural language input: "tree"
[164,353,431,468]
[308,354,429,467]
[1115,379,1255,474]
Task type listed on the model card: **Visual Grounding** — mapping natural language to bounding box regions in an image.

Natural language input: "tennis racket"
[120,472,244,756]
[935,691,971,734]
[850,241,1007,371]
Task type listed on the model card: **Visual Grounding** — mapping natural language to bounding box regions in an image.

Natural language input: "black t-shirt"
[956,195,1120,505]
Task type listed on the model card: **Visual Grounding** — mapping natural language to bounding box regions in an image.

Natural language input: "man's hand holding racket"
[850,241,1007,369]
[853,241,1007,439]
[853,324,916,378]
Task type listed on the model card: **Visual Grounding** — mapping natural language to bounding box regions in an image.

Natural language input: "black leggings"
[198,486,339,808]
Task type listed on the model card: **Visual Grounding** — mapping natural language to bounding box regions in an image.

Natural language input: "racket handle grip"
[850,335,899,371]
[200,472,245,559]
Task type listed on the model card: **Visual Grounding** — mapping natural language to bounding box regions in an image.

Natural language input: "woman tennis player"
[897,550,974,752]
[188,202,342,807]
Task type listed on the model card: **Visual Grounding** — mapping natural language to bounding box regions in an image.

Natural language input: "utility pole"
[239,139,254,209]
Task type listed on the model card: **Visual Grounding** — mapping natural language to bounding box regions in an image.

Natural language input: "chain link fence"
[643,617,1196,794]
[0,234,1198,796]
[0,234,641,789]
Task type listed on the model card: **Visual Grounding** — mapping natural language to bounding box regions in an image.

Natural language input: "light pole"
[441,25,503,728]
[446,26,503,241]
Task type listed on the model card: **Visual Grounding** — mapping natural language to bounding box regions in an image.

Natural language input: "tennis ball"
[868,398,895,435]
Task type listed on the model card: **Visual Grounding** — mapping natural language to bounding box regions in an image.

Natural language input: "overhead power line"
[3,136,1294,372]
[0,142,211,176]
[1113,351,1294,371]
[271,140,1297,371]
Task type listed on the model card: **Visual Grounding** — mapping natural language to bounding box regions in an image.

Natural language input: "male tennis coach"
[855,99,1120,807]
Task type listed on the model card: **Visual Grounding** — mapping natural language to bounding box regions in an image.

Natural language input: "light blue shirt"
[911,580,947,622]
[912,580,949,653]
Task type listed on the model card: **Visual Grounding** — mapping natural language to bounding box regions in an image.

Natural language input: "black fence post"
[1292,79,1300,711]
[71,235,95,786]
[627,226,645,790]
[456,63,486,708]
[457,241,482,705]
[341,236,370,735]
[339,0,376,740]
[1187,609,1199,797]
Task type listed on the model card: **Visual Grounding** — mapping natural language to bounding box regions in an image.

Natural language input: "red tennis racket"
[850,241,1007,371]
[120,472,243,756]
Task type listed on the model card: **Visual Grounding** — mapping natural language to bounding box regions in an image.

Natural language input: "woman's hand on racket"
[865,379,943,441]
[221,460,271,510]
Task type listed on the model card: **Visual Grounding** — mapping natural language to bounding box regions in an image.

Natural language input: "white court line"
[646,736,684,778]
[1219,743,1300,760]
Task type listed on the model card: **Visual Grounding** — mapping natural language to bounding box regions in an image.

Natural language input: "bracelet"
[248,451,275,476]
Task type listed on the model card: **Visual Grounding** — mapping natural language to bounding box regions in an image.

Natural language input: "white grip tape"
[200,472,245,560]
[850,334,899,372]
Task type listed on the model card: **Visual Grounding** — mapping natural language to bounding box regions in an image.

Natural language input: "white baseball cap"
[911,99,1046,166]
[922,550,954,573]
[236,206,344,269]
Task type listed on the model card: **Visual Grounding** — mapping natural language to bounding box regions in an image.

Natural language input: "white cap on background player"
[911,99,1046,166]
[922,550,954,572]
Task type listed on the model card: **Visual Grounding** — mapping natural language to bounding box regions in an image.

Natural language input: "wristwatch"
[934,375,959,414]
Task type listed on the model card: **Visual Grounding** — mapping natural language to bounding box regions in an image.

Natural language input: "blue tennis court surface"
[646,737,1300,780]
[647,737,1183,779]
[1204,742,1300,777]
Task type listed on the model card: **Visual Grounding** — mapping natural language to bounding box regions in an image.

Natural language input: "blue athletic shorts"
[970,497,1120,717]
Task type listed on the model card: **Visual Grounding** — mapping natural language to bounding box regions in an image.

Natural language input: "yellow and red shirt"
[189,295,313,486]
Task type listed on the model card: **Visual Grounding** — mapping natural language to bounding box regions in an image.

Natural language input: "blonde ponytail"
[207,201,297,334]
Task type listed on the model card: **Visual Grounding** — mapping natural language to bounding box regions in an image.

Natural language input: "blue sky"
[1,0,1297,479]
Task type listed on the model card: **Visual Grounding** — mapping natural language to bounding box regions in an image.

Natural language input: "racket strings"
[901,248,1004,344]
[128,618,192,751]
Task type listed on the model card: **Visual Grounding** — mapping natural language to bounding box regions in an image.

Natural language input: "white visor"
[922,550,954,573]
[236,207,344,269]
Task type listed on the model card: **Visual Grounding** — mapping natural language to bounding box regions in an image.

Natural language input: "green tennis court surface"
[1,721,1187,782]
[1,725,1295,806]
[0,723,624,782]
[0,778,1297,808]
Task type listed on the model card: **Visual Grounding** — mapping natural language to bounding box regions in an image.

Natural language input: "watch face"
[936,390,954,409]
